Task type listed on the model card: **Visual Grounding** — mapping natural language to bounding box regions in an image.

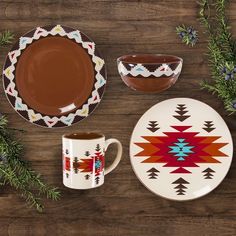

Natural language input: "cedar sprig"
[199,0,236,114]
[0,30,14,46]
[0,115,60,212]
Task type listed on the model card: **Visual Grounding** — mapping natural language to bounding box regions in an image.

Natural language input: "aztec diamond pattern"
[135,125,228,174]
[130,99,233,200]
[168,138,194,161]
[2,25,106,128]
[79,145,104,177]
[63,145,104,183]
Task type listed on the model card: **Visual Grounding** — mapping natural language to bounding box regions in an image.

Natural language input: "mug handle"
[104,138,122,175]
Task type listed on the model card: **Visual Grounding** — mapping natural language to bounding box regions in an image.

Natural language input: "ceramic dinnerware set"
[2,25,233,200]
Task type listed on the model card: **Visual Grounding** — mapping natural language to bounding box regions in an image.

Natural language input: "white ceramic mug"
[62,132,122,189]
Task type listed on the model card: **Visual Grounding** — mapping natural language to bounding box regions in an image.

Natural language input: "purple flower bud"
[187,27,193,33]
[225,74,230,80]
[179,32,185,38]
[233,102,236,109]
[192,30,197,36]
[0,155,7,164]
[221,67,227,74]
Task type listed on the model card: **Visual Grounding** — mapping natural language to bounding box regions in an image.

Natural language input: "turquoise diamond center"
[168,138,194,161]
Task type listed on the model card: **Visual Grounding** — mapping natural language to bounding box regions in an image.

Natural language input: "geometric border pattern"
[2,25,107,128]
[117,60,182,78]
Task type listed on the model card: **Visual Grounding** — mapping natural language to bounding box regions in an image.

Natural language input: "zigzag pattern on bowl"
[118,61,182,78]
[2,25,106,128]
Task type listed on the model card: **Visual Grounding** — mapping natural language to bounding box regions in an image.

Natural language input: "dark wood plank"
[0,215,235,236]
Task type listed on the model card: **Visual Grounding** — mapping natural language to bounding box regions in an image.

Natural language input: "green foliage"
[0,115,60,212]
[0,30,14,46]
[199,0,236,113]
[176,25,198,46]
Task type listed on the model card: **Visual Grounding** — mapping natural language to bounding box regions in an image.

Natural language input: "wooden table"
[0,0,236,235]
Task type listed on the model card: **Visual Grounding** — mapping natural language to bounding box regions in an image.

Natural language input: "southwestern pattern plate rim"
[130,98,233,201]
[2,25,107,128]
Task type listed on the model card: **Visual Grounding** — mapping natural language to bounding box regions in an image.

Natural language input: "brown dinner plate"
[3,25,106,128]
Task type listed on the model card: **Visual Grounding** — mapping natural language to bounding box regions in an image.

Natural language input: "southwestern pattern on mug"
[63,144,104,184]
[130,98,233,200]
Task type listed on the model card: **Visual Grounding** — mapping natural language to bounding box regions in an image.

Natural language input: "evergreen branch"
[199,0,236,113]
[215,0,235,61]
[199,0,225,63]
[0,30,14,46]
[0,115,60,211]
[0,165,43,212]
[0,129,60,201]
[200,81,219,94]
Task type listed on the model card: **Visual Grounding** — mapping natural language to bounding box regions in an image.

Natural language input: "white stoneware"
[63,132,122,189]
[130,98,233,200]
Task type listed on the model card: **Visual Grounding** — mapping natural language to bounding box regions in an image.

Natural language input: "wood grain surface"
[0,0,236,235]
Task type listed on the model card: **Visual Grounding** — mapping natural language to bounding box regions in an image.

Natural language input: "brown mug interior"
[63,132,104,140]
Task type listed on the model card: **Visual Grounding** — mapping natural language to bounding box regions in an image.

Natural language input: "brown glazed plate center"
[15,36,95,116]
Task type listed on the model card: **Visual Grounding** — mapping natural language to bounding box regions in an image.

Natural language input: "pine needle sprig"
[0,115,60,211]
[215,0,235,61]
[199,0,236,113]
[0,165,44,211]
[0,30,14,46]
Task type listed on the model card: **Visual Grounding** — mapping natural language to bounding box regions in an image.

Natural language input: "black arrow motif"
[173,104,190,122]
[147,121,159,132]
[203,121,215,133]
[202,168,215,179]
[73,157,80,174]
[95,176,100,185]
[85,174,90,180]
[146,167,160,179]
[172,177,189,195]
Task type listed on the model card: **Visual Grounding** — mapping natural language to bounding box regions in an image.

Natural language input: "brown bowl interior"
[118,54,182,64]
